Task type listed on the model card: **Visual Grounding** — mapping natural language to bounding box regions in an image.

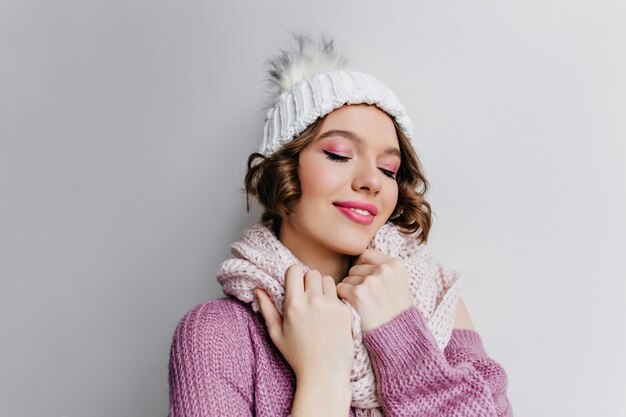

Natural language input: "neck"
[277,219,354,284]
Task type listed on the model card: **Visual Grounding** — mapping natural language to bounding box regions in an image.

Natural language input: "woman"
[168,34,513,416]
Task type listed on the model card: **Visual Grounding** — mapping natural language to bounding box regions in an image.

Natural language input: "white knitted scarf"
[216,221,462,416]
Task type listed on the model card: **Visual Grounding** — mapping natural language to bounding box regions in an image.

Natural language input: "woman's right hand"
[254,264,354,394]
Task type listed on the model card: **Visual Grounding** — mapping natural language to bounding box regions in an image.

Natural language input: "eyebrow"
[316,129,402,158]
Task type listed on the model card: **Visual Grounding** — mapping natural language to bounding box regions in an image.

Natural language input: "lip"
[333,201,378,215]
[333,201,378,226]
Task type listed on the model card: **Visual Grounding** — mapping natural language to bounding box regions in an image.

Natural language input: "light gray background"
[1,1,625,416]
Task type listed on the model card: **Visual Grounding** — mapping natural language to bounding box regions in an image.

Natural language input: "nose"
[352,158,382,194]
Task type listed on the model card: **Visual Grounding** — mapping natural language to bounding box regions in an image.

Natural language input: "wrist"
[297,372,352,400]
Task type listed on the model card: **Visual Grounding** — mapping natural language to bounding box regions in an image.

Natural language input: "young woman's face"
[285,104,401,256]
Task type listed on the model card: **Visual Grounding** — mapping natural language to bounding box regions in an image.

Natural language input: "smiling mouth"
[347,207,371,215]
[333,204,375,225]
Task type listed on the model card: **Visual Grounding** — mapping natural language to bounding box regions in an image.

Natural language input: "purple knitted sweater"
[168,297,513,416]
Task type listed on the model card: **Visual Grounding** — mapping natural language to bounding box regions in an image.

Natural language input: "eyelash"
[323,150,397,180]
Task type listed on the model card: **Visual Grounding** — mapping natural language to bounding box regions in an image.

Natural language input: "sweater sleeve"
[361,307,513,417]
[444,329,513,416]
[168,300,255,417]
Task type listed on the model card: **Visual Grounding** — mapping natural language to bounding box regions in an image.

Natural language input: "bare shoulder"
[454,297,476,331]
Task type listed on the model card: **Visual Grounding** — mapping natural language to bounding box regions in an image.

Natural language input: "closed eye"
[323,150,350,162]
[379,168,396,180]
[324,150,397,180]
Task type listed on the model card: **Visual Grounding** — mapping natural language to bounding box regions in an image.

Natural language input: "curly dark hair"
[244,111,433,244]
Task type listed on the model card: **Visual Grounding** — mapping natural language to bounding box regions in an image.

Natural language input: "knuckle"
[286,264,303,276]
[353,285,365,299]
[364,276,381,292]
[304,269,321,279]
[310,296,325,308]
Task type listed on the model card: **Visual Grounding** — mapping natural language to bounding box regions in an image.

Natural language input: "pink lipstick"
[333,201,377,225]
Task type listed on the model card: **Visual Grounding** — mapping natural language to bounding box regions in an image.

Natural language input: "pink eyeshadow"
[323,146,351,154]
[380,161,400,171]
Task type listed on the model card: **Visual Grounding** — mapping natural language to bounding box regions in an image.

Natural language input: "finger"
[285,264,305,300]
[321,275,337,296]
[348,264,376,277]
[356,248,390,265]
[335,282,356,305]
[303,269,323,294]
[341,275,366,286]
[254,289,283,341]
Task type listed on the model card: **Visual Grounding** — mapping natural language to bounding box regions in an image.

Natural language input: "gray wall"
[1,1,625,416]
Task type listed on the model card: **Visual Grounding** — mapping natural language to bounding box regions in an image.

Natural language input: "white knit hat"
[259,34,415,157]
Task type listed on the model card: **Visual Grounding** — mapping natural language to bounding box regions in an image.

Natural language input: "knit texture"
[216,221,462,415]
[260,70,416,157]
[167,297,514,416]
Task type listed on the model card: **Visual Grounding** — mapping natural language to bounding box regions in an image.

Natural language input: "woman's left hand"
[336,248,413,332]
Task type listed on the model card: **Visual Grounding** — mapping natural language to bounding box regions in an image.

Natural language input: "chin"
[331,229,376,255]
[331,243,367,257]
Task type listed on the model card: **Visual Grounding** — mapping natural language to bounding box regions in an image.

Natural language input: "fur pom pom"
[263,32,348,110]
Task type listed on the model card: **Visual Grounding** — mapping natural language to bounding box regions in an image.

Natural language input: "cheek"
[298,158,344,198]
[383,185,399,214]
